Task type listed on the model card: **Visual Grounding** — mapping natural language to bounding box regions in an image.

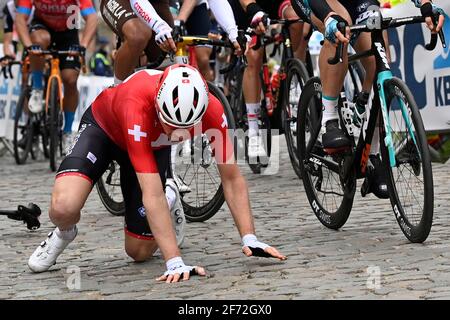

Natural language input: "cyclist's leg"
[311,0,352,150]
[279,0,307,61]
[100,0,152,81]
[185,3,213,80]
[28,19,50,113]
[54,29,82,136]
[121,147,172,262]
[51,108,114,229]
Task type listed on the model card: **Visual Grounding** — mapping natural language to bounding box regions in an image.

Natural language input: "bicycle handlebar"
[144,32,247,74]
[329,14,447,65]
[0,59,21,79]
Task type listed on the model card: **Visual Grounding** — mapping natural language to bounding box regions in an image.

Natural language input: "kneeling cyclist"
[290,0,444,198]
[28,64,286,282]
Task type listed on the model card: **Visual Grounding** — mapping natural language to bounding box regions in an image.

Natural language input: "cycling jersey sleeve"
[309,0,334,22]
[208,0,238,42]
[123,99,159,174]
[130,0,170,31]
[80,0,96,16]
[17,0,32,16]
[202,93,234,164]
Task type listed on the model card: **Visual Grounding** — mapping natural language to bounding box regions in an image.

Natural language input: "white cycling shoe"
[166,178,186,247]
[248,135,267,158]
[28,89,44,113]
[28,227,77,273]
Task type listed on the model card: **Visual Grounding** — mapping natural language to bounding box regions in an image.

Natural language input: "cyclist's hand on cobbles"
[241,234,287,261]
[27,45,43,55]
[250,11,269,34]
[156,257,206,283]
[155,24,177,53]
[324,14,350,46]
[420,2,445,33]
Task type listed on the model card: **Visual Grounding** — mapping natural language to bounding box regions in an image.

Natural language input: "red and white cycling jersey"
[91,70,234,174]
[17,0,96,32]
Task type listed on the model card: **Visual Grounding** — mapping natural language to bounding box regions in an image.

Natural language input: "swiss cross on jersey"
[128,125,148,142]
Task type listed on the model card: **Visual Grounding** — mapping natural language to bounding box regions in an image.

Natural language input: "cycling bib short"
[291,0,380,24]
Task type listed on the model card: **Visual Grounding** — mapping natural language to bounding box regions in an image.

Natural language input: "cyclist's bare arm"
[136,172,181,261]
[15,13,32,48]
[136,172,206,282]
[217,163,287,260]
[3,32,15,58]
[176,0,197,23]
[79,11,98,48]
[130,0,176,52]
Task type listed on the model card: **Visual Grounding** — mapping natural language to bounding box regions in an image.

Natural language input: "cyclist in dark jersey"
[27,64,287,281]
[291,0,445,199]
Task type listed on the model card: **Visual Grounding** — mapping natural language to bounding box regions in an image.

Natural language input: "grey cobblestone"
[1,138,450,299]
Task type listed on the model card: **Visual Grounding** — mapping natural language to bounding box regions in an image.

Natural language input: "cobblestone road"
[1,137,450,300]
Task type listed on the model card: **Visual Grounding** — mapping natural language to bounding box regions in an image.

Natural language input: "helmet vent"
[193,87,199,108]
[172,86,179,106]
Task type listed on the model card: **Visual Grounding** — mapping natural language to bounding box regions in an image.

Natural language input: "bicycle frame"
[44,56,63,113]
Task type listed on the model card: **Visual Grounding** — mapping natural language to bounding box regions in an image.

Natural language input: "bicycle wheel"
[48,78,63,172]
[282,58,310,179]
[297,77,356,229]
[13,86,34,165]
[96,161,125,216]
[172,82,235,222]
[380,77,433,243]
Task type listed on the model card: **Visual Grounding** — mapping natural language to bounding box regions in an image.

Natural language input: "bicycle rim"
[381,78,434,242]
[96,161,125,216]
[298,78,355,229]
[13,87,33,164]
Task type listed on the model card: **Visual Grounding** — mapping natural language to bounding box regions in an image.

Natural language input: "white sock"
[165,186,176,210]
[55,225,77,241]
[246,103,260,137]
[114,76,123,85]
[321,96,339,126]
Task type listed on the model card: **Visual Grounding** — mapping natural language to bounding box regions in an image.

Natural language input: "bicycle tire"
[13,86,34,164]
[380,77,433,243]
[175,82,236,222]
[282,58,310,179]
[297,77,355,229]
[48,78,63,172]
[96,161,125,216]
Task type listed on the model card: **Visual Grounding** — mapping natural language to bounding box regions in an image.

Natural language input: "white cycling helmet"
[156,64,209,128]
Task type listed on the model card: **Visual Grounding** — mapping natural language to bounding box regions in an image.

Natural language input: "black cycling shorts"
[57,107,171,240]
[185,3,211,36]
[29,18,81,70]
[292,0,380,25]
